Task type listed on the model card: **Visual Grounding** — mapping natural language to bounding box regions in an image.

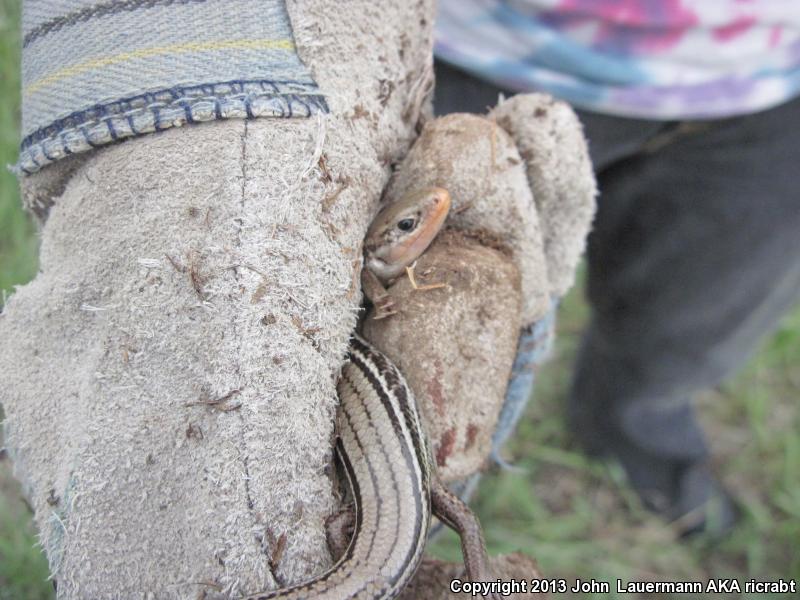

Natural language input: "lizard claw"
[325,505,356,560]
[405,262,446,292]
[371,295,397,320]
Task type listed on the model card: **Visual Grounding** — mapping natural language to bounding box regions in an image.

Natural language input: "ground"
[1,0,798,598]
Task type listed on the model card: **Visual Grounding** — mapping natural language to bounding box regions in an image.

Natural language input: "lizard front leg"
[362,266,397,320]
[405,261,446,291]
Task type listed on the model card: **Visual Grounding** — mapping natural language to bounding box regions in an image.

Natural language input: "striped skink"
[245,188,497,600]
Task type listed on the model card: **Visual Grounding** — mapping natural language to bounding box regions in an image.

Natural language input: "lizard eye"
[397,218,416,232]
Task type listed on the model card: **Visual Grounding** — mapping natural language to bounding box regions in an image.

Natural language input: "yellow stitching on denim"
[24,39,295,97]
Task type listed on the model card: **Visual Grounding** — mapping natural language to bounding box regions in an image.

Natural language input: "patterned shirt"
[435,0,800,119]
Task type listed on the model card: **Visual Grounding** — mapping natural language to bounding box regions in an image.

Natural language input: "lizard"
[361,187,451,319]
[243,187,498,599]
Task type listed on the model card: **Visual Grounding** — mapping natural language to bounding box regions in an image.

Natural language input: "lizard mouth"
[366,255,405,281]
[366,256,386,269]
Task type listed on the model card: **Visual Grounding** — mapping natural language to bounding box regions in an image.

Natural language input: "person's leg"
[571,97,800,534]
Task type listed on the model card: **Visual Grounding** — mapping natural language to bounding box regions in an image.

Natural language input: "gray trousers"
[435,61,800,478]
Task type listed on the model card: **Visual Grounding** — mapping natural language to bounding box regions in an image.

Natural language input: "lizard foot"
[406,262,446,292]
[325,504,356,560]
[371,295,397,320]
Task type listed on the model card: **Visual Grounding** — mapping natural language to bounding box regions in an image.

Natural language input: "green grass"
[0,491,52,600]
[431,287,800,599]
[0,0,36,300]
[0,0,798,597]
[1,1,49,597]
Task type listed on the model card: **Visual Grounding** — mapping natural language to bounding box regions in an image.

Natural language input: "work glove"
[2,0,594,596]
[366,97,596,544]
[3,1,438,597]
[365,97,594,596]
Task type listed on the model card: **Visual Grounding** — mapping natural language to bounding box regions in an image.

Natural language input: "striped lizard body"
[245,333,432,599]
[245,188,496,599]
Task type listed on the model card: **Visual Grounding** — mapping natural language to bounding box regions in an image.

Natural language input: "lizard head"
[364,187,451,281]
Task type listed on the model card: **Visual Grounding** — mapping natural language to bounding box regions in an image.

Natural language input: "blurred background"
[0,0,798,598]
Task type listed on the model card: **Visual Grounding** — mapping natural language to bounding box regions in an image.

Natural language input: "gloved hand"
[363,99,596,586]
[1,1,438,597]
[367,99,596,486]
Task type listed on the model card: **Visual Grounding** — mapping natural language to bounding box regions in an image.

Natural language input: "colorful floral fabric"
[435,0,800,119]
